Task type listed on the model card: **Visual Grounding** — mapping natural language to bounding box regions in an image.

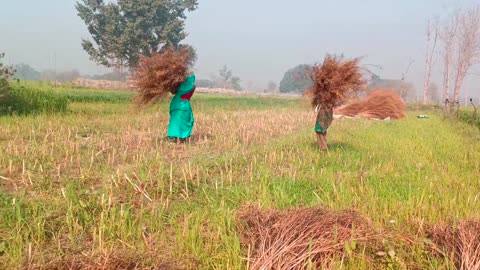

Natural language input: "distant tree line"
[9,63,129,83]
[277,63,424,102]
[196,65,243,91]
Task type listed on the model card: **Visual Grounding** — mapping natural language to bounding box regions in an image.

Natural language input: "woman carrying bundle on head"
[307,55,365,151]
[167,74,196,143]
[133,46,197,143]
[314,102,334,150]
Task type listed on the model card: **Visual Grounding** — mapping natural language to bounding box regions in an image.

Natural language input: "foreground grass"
[1,91,480,269]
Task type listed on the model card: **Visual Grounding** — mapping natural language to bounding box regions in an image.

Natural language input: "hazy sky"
[1,0,479,94]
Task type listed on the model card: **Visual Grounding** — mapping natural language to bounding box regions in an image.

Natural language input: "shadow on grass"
[158,132,214,145]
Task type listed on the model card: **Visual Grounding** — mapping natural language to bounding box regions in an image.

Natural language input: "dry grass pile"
[429,220,480,270]
[23,249,185,270]
[308,55,366,108]
[237,205,376,270]
[335,89,406,120]
[132,47,192,106]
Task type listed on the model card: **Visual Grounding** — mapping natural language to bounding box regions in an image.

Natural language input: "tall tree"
[230,76,242,91]
[76,0,198,70]
[439,12,459,101]
[219,65,232,87]
[452,5,480,101]
[279,64,313,93]
[216,65,242,90]
[423,19,438,104]
[13,63,41,81]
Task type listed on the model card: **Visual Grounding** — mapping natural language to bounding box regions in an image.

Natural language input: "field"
[1,83,480,269]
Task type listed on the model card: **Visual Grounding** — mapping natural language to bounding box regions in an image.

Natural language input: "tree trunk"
[453,64,466,101]
[423,67,431,104]
[423,20,438,105]
[443,51,451,101]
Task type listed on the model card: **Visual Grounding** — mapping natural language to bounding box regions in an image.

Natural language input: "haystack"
[429,220,480,270]
[237,205,376,269]
[308,55,366,108]
[132,47,193,106]
[335,89,406,120]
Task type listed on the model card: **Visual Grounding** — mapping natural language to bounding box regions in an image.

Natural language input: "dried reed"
[237,205,376,270]
[308,55,366,108]
[335,89,406,120]
[429,220,480,270]
[132,47,192,107]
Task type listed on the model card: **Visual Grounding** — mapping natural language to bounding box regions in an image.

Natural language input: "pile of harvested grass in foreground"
[429,220,480,270]
[22,247,188,270]
[132,46,192,107]
[335,89,406,120]
[237,205,376,270]
[308,55,366,108]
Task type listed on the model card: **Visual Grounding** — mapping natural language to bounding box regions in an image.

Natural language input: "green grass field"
[1,83,480,269]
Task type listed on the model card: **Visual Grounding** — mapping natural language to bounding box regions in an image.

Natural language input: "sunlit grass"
[1,84,479,269]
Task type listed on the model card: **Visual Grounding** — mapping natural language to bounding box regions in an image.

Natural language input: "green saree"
[167,74,196,139]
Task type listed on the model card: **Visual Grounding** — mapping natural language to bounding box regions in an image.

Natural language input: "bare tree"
[423,19,439,104]
[439,12,459,101]
[452,6,480,102]
[219,65,232,88]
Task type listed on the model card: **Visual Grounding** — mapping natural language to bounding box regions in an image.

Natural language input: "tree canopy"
[13,63,41,81]
[279,64,313,93]
[213,65,242,91]
[76,0,198,69]
[0,53,14,107]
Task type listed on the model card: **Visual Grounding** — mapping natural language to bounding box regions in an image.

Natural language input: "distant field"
[1,83,480,269]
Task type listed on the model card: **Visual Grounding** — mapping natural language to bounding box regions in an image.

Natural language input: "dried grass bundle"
[429,220,480,270]
[132,47,193,106]
[25,248,184,270]
[335,89,406,120]
[308,55,366,108]
[237,205,376,270]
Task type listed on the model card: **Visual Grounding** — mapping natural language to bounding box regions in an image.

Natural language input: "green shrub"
[0,85,69,115]
[459,110,480,129]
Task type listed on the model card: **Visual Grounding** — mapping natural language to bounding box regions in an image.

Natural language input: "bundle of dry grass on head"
[429,220,480,270]
[308,55,366,108]
[335,89,406,120]
[237,205,376,270]
[132,46,193,107]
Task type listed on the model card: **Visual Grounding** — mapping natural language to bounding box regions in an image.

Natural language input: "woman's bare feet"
[316,133,328,151]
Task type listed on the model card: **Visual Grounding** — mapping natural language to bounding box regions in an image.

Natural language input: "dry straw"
[132,46,193,107]
[429,220,480,270]
[335,89,406,120]
[308,55,366,108]
[237,205,376,270]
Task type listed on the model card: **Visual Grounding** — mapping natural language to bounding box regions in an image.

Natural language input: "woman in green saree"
[167,74,196,143]
[314,104,334,151]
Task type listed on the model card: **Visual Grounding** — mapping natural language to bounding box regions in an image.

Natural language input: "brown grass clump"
[308,55,366,108]
[23,249,188,270]
[237,205,376,270]
[429,220,480,270]
[132,47,193,107]
[335,89,406,120]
